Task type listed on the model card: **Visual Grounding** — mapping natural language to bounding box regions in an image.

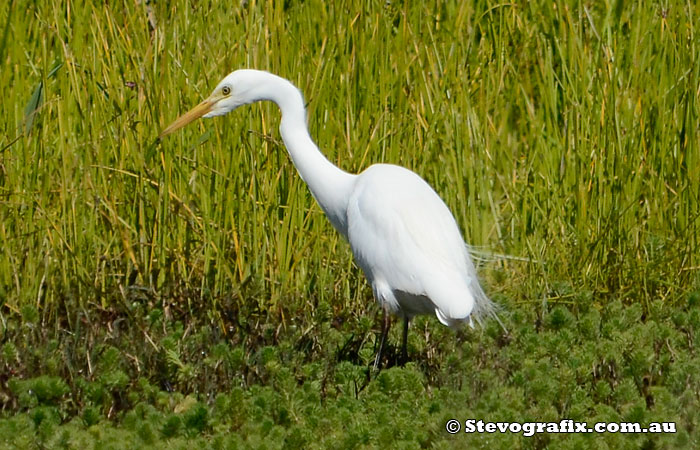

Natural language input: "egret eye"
[222,85,231,96]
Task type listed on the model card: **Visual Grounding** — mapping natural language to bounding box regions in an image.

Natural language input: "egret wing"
[347,164,477,322]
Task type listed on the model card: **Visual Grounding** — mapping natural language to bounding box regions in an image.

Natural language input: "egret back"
[346,164,495,326]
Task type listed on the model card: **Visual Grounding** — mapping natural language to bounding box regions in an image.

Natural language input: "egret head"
[159,70,270,138]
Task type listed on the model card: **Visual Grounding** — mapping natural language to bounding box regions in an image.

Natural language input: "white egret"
[160,69,502,367]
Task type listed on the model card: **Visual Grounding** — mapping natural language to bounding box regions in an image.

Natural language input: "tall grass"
[1,1,699,447]
[1,0,697,330]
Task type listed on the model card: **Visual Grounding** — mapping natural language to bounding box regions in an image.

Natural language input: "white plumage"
[348,164,488,326]
[161,69,501,367]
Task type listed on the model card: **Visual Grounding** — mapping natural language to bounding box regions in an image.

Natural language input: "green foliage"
[9,376,69,407]
[0,297,697,448]
[0,0,699,448]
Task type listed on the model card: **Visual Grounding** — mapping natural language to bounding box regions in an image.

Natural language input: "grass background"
[1,0,699,448]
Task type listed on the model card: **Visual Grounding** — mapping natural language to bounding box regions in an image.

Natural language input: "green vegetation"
[1,0,698,448]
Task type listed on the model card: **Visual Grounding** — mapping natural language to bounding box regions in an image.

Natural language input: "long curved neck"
[253,73,355,238]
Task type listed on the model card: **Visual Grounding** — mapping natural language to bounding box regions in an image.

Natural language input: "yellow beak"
[159,98,216,139]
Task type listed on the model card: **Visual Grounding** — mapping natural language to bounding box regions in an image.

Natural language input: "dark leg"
[373,309,391,371]
[400,317,409,365]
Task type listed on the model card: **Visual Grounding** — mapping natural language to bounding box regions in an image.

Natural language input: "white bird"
[160,69,502,368]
